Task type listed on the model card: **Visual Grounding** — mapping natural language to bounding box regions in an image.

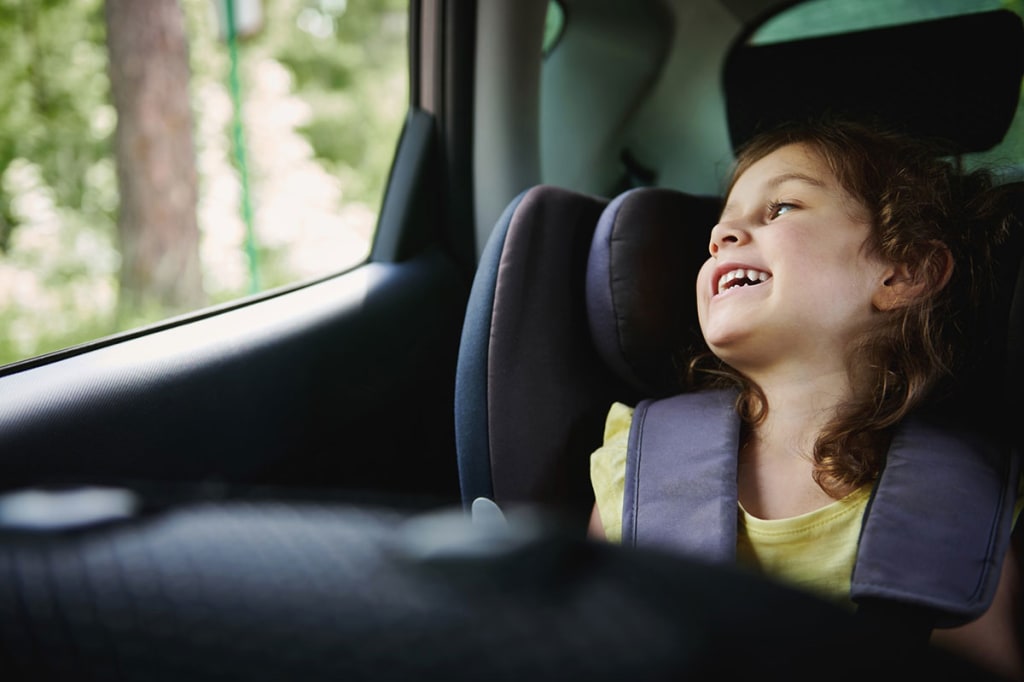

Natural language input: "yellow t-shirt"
[736,487,870,605]
[590,402,880,607]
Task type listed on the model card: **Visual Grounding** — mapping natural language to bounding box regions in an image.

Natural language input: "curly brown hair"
[688,119,1011,495]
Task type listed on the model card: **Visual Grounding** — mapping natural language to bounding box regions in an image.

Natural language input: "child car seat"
[456,179,1024,507]
[454,185,720,525]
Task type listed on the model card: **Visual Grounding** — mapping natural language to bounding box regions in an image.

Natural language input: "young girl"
[587,121,1021,677]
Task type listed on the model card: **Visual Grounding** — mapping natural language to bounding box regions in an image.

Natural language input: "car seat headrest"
[586,188,721,399]
[725,9,1024,154]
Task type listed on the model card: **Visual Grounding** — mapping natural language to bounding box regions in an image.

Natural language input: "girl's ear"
[872,243,954,311]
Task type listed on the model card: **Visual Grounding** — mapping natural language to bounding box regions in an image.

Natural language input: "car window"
[0,0,408,367]
[750,0,1023,180]
[751,0,1006,44]
[543,1,566,56]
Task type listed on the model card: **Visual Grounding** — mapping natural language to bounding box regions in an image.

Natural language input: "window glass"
[749,0,1023,180]
[0,0,408,366]
[752,0,1004,44]
[543,1,566,56]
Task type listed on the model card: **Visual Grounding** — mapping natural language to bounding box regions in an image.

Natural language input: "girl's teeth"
[717,268,770,294]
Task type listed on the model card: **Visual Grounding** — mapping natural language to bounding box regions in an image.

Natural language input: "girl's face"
[696,143,893,377]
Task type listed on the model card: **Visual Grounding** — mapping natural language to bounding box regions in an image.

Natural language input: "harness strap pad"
[852,418,1018,627]
[623,390,740,560]
[623,391,1018,627]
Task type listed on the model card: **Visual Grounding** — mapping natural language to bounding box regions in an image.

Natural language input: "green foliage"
[0,0,409,366]
[0,0,113,246]
[0,0,120,364]
[261,0,408,206]
[181,0,408,221]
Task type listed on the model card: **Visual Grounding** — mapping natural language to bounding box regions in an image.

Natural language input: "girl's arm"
[931,543,1022,679]
[588,502,606,540]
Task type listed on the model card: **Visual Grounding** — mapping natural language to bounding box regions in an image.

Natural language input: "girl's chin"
[704,338,776,373]
[701,327,753,352]
[703,340,747,367]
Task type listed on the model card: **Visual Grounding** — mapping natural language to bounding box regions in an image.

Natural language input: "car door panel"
[0,247,467,503]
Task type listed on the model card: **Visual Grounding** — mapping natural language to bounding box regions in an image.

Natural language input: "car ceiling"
[472,0,1023,258]
[472,0,803,256]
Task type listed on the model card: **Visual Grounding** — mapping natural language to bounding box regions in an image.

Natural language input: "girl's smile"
[711,263,772,297]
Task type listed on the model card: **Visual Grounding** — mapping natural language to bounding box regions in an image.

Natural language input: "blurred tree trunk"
[105,0,204,320]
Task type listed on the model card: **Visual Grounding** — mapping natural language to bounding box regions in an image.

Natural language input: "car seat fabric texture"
[586,188,721,397]
[455,186,616,523]
[455,186,721,523]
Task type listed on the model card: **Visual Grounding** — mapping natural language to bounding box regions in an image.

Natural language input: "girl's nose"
[708,220,748,256]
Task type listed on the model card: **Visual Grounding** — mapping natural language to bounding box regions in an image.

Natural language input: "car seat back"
[455,185,720,525]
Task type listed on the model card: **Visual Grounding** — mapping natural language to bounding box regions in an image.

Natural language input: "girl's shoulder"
[602,401,635,441]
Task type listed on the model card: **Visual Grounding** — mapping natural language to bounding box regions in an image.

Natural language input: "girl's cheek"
[696,259,715,298]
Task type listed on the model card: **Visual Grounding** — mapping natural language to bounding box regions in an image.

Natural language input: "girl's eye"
[767,201,796,220]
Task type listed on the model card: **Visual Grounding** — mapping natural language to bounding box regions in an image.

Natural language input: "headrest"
[586,188,720,399]
[724,10,1024,154]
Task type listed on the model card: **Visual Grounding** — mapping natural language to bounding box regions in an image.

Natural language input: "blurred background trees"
[0,0,407,364]
[106,0,204,319]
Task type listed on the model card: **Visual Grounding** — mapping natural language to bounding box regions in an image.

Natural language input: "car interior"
[458,1,1024,524]
[0,0,1022,678]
